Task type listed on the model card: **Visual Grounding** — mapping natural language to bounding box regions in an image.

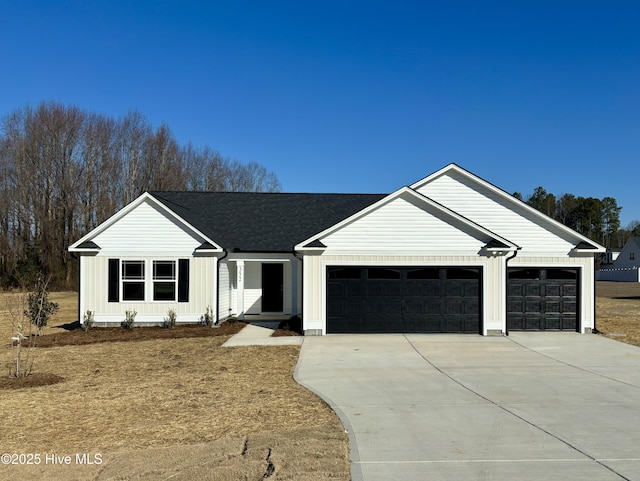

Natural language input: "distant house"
[601,248,621,266]
[597,237,640,282]
[69,164,605,335]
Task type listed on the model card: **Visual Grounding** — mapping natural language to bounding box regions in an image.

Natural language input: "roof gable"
[613,236,640,268]
[69,193,222,253]
[296,187,517,252]
[412,164,605,254]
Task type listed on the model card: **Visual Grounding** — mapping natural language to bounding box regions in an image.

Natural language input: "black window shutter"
[178,259,189,302]
[108,259,119,302]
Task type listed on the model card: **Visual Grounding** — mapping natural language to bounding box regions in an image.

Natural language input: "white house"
[69,164,605,335]
[597,237,640,282]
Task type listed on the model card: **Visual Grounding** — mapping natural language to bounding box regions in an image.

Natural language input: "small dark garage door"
[507,268,578,331]
[327,267,481,333]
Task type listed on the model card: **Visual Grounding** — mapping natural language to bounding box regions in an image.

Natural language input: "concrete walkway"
[295,333,640,481]
[222,321,303,347]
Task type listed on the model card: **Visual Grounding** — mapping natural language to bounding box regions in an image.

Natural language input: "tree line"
[514,187,639,249]
[0,101,282,289]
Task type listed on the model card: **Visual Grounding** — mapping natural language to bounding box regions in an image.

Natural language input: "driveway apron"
[295,333,640,481]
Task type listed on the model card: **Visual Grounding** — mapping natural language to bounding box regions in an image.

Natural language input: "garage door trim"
[507,267,580,332]
[326,265,483,334]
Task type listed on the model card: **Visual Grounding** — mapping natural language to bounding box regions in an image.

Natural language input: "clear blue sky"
[2,1,639,225]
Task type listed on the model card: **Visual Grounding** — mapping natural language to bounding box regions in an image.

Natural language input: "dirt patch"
[596,281,640,347]
[3,427,349,481]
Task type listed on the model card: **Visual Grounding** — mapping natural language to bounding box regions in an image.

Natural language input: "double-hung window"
[122,261,145,301]
[108,258,188,303]
[153,260,177,301]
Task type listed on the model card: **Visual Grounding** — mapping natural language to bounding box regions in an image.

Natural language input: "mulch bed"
[29,321,247,348]
[271,329,302,337]
[0,372,65,389]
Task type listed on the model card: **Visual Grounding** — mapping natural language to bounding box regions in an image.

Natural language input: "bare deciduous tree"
[0,101,282,289]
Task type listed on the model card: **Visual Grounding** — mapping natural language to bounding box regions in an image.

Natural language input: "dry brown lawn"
[4,281,637,479]
[596,281,640,347]
[0,291,349,481]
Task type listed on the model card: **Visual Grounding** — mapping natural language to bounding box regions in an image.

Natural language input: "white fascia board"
[412,163,606,253]
[294,186,518,251]
[68,192,223,252]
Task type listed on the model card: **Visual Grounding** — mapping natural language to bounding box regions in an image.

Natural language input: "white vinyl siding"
[320,193,491,254]
[92,199,205,256]
[415,171,577,255]
[245,262,262,314]
[218,260,232,320]
[80,255,216,325]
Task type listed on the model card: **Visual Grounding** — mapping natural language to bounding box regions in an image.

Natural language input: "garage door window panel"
[546,269,578,280]
[447,268,481,280]
[406,268,439,279]
[329,268,362,279]
[367,268,401,279]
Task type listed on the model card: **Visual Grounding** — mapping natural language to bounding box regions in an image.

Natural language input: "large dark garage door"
[507,268,578,331]
[327,267,481,333]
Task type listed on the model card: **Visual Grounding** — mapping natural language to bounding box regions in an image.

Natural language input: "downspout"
[215,249,229,326]
[592,258,598,334]
[71,252,81,325]
[293,250,304,325]
[503,248,520,337]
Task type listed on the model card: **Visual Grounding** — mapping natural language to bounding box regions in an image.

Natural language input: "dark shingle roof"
[150,191,386,252]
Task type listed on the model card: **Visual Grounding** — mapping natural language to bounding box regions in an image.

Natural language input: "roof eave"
[412,163,606,252]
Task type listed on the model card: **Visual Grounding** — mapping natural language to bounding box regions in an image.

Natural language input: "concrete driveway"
[295,333,640,481]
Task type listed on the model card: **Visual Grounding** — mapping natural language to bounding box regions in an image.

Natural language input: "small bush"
[278,315,302,334]
[163,309,177,329]
[82,310,95,331]
[225,316,239,324]
[199,305,214,327]
[121,309,137,329]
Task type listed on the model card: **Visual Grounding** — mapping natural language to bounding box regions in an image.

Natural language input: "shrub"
[82,310,95,331]
[121,309,137,329]
[24,275,59,335]
[163,309,177,329]
[199,305,214,327]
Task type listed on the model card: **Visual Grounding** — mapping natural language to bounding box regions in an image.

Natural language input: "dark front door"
[262,263,284,312]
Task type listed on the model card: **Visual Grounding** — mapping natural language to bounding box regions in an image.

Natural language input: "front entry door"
[262,263,284,312]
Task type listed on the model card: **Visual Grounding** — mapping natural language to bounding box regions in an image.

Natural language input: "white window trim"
[122,260,146,302]
[153,260,178,302]
[119,258,180,303]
